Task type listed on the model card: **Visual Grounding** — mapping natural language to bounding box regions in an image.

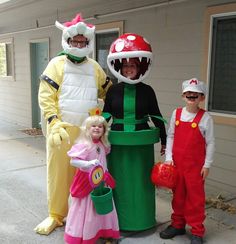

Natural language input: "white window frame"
[93,21,123,85]
[204,3,236,126]
[94,21,123,60]
[0,37,15,81]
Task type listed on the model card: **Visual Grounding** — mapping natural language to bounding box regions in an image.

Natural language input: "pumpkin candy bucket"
[151,162,177,189]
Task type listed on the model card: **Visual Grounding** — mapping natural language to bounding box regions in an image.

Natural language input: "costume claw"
[34,217,63,235]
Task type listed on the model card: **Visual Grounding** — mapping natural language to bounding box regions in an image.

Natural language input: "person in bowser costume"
[34,13,112,235]
[160,78,215,244]
[103,33,167,231]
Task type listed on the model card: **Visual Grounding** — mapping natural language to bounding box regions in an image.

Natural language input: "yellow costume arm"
[98,76,113,100]
[38,80,59,122]
[38,56,72,145]
[89,58,113,100]
[38,56,65,122]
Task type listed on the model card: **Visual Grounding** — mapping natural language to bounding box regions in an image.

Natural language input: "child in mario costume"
[34,13,112,235]
[160,78,215,244]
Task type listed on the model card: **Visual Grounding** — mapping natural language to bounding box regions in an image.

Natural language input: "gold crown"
[88,107,102,116]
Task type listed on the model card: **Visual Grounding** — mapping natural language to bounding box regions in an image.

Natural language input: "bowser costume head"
[55,13,95,58]
[107,33,153,84]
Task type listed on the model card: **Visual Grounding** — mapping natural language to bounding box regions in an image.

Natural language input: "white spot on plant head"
[143,37,150,44]
[115,41,125,52]
[127,35,136,41]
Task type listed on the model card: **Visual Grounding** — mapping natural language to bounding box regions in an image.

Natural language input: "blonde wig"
[77,115,110,148]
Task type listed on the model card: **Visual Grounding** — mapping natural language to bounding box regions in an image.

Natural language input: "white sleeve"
[165,110,176,162]
[203,115,215,168]
[70,158,100,169]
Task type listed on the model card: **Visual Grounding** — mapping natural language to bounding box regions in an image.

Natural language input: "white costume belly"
[59,60,98,125]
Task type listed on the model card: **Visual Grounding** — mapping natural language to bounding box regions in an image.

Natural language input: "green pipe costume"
[103,83,166,231]
[104,33,167,231]
[108,129,159,231]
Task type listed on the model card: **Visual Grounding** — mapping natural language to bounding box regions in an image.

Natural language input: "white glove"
[70,158,100,170]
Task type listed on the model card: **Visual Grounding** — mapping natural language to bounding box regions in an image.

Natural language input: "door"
[30,39,49,128]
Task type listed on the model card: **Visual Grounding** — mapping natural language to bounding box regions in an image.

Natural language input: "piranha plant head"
[107,33,153,84]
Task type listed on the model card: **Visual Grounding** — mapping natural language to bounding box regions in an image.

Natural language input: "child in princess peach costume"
[159,78,215,244]
[64,115,119,244]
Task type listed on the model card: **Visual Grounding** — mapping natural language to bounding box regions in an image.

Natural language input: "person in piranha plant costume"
[103,33,167,231]
[34,13,112,235]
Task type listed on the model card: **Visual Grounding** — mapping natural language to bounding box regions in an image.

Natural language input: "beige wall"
[0,27,61,126]
[0,0,235,193]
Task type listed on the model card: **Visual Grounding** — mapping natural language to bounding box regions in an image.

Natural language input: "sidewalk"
[0,119,235,244]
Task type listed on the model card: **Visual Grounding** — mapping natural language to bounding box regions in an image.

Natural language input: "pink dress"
[64,141,120,244]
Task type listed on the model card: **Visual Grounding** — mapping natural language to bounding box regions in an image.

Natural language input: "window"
[95,21,123,84]
[0,38,14,80]
[209,16,236,115]
[205,3,236,125]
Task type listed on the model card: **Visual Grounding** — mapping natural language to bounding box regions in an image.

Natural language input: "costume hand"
[104,170,116,188]
[160,145,166,156]
[88,159,100,167]
[48,120,72,146]
[164,160,174,165]
[201,167,209,180]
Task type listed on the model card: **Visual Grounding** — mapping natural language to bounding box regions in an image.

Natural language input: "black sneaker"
[159,225,186,239]
[190,235,203,244]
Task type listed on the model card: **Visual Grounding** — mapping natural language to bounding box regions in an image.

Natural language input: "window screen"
[0,42,13,77]
[209,16,236,115]
[95,32,118,84]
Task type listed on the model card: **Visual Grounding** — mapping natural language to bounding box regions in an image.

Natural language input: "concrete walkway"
[0,119,235,244]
